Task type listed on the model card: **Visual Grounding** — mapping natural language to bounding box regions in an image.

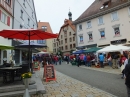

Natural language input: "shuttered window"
[7,16,10,26]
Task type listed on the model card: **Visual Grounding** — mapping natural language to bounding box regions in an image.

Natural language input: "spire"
[68,8,72,21]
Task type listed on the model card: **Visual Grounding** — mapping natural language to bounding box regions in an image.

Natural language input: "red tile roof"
[57,19,76,39]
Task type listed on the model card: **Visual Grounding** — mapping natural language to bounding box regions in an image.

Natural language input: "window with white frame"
[79,36,83,42]
[111,12,118,21]
[1,12,6,23]
[100,31,105,38]
[21,10,23,19]
[88,33,93,40]
[20,24,23,29]
[114,27,120,36]
[23,0,26,7]
[87,21,91,28]
[28,18,30,26]
[98,17,103,24]
[78,24,82,30]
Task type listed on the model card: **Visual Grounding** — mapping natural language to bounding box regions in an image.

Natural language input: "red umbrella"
[0,29,58,72]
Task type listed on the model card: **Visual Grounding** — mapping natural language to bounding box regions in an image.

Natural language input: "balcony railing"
[0,0,12,15]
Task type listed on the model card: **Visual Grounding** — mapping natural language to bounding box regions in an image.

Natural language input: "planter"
[23,78,31,97]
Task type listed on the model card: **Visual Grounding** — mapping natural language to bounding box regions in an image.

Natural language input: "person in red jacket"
[87,54,91,67]
[54,56,58,65]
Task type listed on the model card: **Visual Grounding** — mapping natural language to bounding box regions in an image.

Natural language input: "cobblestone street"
[23,67,117,97]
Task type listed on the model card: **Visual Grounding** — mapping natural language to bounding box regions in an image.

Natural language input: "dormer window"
[42,26,47,31]
[100,0,111,10]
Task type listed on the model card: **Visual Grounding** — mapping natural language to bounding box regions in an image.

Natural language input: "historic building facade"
[53,11,76,55]
[37,21,53,53]
[73,0,130,49]
[0,0,13,64]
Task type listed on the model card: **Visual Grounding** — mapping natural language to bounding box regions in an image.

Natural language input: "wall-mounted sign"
[111,39,127,45]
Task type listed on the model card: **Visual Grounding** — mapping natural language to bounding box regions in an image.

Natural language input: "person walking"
[124,64,130,97]
[99,53,104,68]
[83,55,87,66]
[58,55,62,65]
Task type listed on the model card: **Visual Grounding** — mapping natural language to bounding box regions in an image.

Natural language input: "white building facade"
[13,0,38,64]
[0,0,13,64]
[73,0,130,49]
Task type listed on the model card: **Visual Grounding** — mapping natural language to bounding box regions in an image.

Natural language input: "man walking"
[99,53,104,68]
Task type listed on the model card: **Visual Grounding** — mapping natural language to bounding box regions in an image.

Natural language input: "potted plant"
[21,72,32,97]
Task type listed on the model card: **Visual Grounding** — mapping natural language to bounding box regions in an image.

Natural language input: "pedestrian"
[59,55,62,65]
[99,53,104,68]
[124,64,130,97]
[83,54,87,66]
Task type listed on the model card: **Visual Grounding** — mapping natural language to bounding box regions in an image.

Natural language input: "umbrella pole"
[28,32,31,72]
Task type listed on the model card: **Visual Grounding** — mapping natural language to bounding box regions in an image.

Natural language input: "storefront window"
[3,50,7,63]
[22,51,28,61]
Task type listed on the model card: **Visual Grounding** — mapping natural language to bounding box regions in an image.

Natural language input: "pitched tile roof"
[37,22,53,33]
[57,19,76,39]
[74,0,128,24]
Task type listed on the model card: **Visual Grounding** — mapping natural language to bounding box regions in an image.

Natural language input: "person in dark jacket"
[124,64,130,97]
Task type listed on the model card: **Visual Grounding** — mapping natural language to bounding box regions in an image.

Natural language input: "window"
[73,37,75,41]
[5,0,11,5]
[65,45,68,50]
[42,26,47,31]
[79,24,82,30]
[37,40,45,44]
[79,36,83,42]
[70,38,72,42]
[114,27,120,36]
[73,44,75,48]
[69,32,71,35]
[20,24,23,29]
[100,31,105,38]
[98,17,103,24]
[111,12,118,21]
[70,44,72,49]
[32,12,34,18]
[59,41,60,45]
[28,18,30,26]
[23,0,26,7]
[128,7,130,15]
[21,10,23,20]
[62,46,63,50]
[1,12,6,23]
[61,35,62,39]
[57,42,58,46]
[65,38,67,43]
[54,39,55,42]
[87,21,91,28]
[64,32,67,37]
[33,24,34,28]
[61,40,63,44]
[88,33,93,40]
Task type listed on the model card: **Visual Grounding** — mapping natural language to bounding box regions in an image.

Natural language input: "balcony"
[0,0,13,15]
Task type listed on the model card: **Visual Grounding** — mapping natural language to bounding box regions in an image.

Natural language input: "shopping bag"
[121,64,125,73]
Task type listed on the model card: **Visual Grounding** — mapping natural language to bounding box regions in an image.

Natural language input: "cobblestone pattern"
[17,67,118,97]
[21,69,117,97]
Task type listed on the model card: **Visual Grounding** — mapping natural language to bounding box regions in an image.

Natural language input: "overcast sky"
[34,0,95,33]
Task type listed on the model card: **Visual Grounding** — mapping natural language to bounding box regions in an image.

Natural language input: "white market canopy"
[37,51,50,54]
[97,45,130,53]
